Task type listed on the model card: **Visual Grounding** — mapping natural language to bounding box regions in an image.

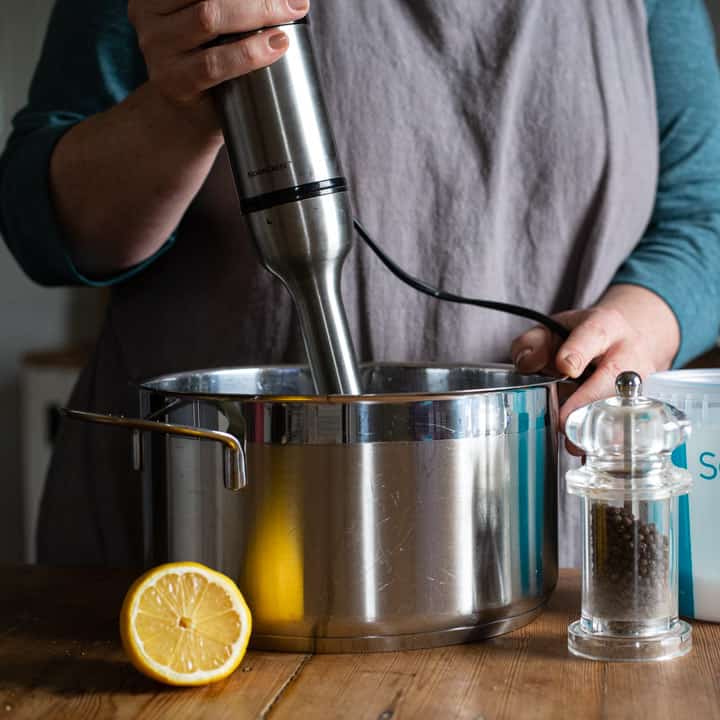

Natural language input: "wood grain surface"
[1,566,718,719]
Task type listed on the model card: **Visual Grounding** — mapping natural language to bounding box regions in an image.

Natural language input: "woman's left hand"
[510,284,681,430]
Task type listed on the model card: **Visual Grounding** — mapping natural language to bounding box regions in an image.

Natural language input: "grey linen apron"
[38,0,659,567]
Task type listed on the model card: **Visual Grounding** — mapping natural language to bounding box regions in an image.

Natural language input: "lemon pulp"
[120,562,251,686]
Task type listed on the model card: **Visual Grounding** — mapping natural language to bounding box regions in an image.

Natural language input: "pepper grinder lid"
[565,371,692,499]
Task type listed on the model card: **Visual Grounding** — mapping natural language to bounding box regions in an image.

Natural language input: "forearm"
[50,82,223,277]
[596,284,679,371]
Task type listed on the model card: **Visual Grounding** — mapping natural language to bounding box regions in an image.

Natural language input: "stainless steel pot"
[65,363,559,652]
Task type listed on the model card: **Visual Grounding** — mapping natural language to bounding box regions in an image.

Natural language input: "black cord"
[353,217,571,341]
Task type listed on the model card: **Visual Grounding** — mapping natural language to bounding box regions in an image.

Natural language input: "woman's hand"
[128,0,309,133]
[52,0,309,277]
[511,285,681,431]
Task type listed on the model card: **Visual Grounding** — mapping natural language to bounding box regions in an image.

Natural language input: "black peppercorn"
[588,502,671,619]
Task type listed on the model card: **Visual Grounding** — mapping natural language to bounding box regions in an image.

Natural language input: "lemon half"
[120,562,252,686]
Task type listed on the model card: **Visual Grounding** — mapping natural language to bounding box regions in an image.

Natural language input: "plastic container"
[646,369,720,623]
[565,371,693,662]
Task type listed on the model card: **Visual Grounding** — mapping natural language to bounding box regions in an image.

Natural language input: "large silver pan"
[65,363,559,652]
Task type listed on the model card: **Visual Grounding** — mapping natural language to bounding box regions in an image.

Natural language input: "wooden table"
[1,567,718,719]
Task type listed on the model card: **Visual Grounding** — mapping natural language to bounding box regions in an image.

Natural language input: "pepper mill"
[565,371,693,662]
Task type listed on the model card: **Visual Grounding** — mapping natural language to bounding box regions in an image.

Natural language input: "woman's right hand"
[128,0,309,131]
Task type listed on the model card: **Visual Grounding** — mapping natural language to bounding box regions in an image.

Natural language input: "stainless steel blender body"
[217,20,341,198]
[215,20,361,395]
[65,364,559,652]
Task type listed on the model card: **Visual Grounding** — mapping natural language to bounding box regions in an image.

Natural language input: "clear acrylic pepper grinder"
[565,371,693,662]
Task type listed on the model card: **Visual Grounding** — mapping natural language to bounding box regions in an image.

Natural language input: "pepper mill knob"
[616,371,642,399]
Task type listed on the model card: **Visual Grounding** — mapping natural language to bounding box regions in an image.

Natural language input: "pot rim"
[136,362,563,405]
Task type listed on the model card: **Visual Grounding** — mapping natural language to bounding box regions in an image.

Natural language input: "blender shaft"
[246,192,361,395]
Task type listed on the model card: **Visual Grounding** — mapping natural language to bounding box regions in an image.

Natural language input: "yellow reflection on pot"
[243,447,304,624]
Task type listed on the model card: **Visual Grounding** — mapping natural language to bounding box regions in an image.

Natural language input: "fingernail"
[514,348,533,367]
[287,0,308,12]
[268,32,289,51]
[563,353,582,373]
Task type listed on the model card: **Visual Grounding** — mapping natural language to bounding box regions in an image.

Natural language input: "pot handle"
[60,409,247,491]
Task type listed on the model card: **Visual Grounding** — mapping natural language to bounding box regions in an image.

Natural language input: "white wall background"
[0,1,719,564]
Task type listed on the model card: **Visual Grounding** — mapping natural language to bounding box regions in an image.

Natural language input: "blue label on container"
[672,444,695,618]
[681,429,720,621]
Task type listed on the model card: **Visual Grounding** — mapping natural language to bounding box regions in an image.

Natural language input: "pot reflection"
[243,449,305,625]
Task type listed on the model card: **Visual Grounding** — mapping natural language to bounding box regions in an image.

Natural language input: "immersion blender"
[215,19,362,395]
[215,19,583,393]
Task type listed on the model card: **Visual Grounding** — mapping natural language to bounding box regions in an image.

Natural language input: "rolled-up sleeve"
[612,0,720,366]
[0,0,172,287]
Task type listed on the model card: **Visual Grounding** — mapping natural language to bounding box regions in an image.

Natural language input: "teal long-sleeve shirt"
[1,0,720,366]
